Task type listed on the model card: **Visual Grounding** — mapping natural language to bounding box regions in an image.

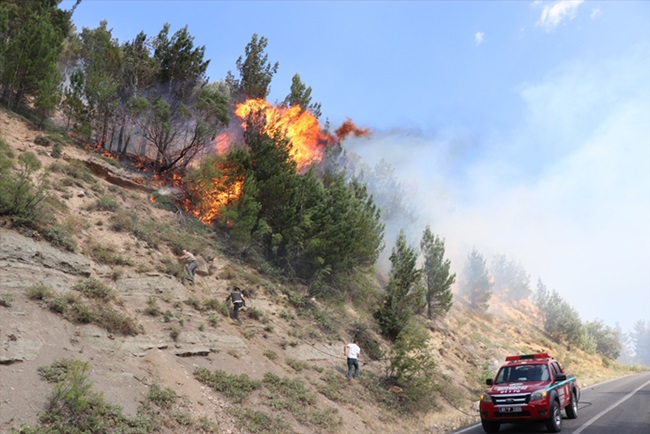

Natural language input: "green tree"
[291,174,384,284]
[0,5,69,110]
[375,230,425,340]
[543,290,582,344]
[583,320,622,359]
[631,320,650,365]
[235,33,279,100]
[76,21,122,147]
[387,318,437,412]
[283,73,321,118]
[420,226,455,319]
[130,24,226,173]
[113,31,159,156]
[0,144,48,225]
[491,254,531,301]
[533,278,549,313]
[459,248,492,312]
[34,61,62,127]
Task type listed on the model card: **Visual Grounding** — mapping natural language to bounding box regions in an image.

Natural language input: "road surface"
[450,370,650,434]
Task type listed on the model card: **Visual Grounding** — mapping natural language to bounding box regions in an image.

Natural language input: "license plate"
[499,407,522,413]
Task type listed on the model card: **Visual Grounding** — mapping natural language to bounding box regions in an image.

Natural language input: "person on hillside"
[343,337,361,379]
[177,249,198,286]
[226,286,246,321]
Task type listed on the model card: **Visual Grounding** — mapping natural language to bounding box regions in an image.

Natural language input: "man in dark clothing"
[226,287,246,321]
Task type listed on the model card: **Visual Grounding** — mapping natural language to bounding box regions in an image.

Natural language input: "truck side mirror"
[486,378,494,386]
[554,373,567,382]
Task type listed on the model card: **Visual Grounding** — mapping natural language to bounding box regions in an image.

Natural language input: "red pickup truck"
[479,353,580,433]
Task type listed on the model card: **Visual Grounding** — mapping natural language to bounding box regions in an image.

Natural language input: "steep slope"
[0,108,638,434]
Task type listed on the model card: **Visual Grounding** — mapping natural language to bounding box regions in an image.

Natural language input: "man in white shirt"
[343,338,361,379]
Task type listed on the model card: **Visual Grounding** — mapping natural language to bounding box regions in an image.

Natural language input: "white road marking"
[572,378,650,434]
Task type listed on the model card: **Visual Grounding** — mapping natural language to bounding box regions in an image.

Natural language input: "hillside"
[0,108,640,434]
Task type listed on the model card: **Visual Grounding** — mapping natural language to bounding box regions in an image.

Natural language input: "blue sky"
[60,1,649,334]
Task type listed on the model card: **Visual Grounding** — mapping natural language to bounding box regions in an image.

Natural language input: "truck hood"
[486,381,548,395]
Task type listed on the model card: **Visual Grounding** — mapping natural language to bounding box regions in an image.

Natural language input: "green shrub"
[98,155,121,168]
[47,296,69,314]
[0,150,48,226]
[247,306,264,321]
[144,297,161,316]
[42,223,77,252]
[353,323,384,361]
[0,293,14,307]
[184,297,203,311]
[73,278,112,300]
[194,367,262,403]
[51,143,62,159]
[38,359,78,383]
[150,191,178,212]
[94,306,139,335]
[26,283,54,300]
[231,408,292,434]
[35,359,143,433]
[68,302,95,323]
[285,358,308,372]
[147,383,178,409]
[203,298,230,317]
[263,350,278,360]
[386,319,438,412]
[85,242,129,266]
[90,195,120,212]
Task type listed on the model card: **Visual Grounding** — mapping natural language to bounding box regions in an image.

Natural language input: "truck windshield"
[495,364,549,383]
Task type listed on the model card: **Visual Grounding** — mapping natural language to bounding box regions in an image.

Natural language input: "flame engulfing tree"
[459,248,492,312]
[420,226,455,319]
[186,113,383,286]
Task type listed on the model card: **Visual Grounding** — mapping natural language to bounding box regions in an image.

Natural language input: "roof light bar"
[505,353,552,361]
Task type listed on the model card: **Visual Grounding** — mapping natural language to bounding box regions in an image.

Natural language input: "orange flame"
[335,119,369,141]
[233,99,330,170]
[189,176,244,224]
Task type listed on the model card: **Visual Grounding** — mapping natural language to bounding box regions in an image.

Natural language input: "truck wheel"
[481,419,500,433]
[566,390,578,419]
[545,400,562,432]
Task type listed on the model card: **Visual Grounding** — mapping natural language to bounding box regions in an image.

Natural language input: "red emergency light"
[505,353,552,361]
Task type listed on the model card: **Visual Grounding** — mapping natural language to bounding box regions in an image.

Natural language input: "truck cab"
[479,353,579,433]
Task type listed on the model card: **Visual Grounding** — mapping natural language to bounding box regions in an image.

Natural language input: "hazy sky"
[59,1,650,332]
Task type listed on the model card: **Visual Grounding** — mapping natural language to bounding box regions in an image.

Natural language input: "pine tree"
[375,230,425,340]
[235,33,279,100]
[283,73,321,118]
[459,248,492,312]
[420,226,455,319]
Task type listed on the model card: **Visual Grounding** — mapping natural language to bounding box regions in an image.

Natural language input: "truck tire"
[566,390,578,419]
[545,399,562,432]
[481,419,500,433]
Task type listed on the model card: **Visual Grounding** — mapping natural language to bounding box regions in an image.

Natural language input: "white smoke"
[345,48,650,333]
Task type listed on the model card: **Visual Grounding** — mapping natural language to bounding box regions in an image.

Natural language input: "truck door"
[551,362,569,406]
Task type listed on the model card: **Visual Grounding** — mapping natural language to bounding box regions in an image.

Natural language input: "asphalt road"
[450,370,650,434]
